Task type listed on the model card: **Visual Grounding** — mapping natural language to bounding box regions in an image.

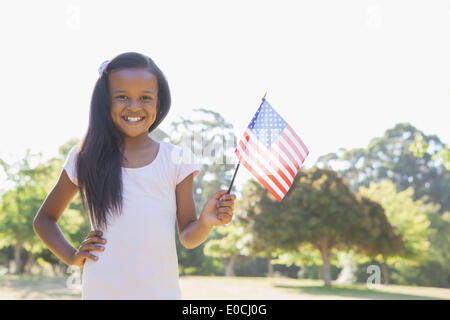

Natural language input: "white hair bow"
[98,60,110,75]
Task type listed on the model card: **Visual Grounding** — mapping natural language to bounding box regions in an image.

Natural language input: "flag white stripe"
[279,135,302,166]
[245,130,294,184]
[284,128,308,160]
[286,125,309,155]
[271,139,299,173]
[236,143,285,199]
[241,136,291,191]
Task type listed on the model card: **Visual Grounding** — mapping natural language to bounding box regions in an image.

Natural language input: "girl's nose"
[127,99,143,109]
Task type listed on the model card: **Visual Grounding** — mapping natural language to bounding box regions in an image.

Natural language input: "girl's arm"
[33,169,80,265]
[176,173,235,249]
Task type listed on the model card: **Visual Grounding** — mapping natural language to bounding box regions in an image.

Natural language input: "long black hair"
[76,52,171,232]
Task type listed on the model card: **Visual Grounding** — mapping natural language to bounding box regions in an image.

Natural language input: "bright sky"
[1,0,449,193]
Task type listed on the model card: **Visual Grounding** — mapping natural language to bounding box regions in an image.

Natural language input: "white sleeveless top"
[62,140,200,299]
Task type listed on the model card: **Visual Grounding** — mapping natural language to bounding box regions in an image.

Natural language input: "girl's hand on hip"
[200,190,236,228]
[67,230,107,268]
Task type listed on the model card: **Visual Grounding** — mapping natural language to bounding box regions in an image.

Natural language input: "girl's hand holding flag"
[199,190,236,227]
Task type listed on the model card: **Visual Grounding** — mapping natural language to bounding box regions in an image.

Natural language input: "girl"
[33,52,236,300]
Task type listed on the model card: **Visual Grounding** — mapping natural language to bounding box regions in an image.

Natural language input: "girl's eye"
[114,95,153,102]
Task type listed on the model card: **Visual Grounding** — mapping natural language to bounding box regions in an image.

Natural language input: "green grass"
[272,283,444,300]
[0,274,81,300]
[0,274,449,300]
[179,276,450,300]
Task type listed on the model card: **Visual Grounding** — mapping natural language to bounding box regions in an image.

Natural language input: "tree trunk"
[51,263,58,276]
[223,257,236,277]
[14,239,23,274]
[382,261,389,285]
[320,245,332,286]
[24,251,34,274]
[267,257,273,277]
[57,262,66,276]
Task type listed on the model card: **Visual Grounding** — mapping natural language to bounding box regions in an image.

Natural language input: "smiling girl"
[33,52,236,299]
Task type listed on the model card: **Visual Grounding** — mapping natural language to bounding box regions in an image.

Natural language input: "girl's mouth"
[121,116,146,125]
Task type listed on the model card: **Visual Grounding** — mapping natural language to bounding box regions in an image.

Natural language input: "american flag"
[235,98,309,202]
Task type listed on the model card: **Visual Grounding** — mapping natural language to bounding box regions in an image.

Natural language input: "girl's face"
[108,68,160,139]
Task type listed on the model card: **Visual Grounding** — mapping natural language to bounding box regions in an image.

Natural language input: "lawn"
[0,274,449,300]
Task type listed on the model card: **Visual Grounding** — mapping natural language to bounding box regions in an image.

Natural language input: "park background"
[0,0,449,299]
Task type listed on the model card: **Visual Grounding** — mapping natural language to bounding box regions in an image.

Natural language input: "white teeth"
[125,117,143,122]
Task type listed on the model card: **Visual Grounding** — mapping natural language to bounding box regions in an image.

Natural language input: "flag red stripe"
[235,149,283,202]
[238,140,288,195]
[281,131,305,163]
[244,130,296,180]
[268,145,297,179]
[287,125,309,155]
[242,134,293,188]
[277,140,300,171]
[240,139,292,189]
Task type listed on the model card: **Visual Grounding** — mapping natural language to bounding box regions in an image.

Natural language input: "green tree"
[409,133,450,170]
[0,140,88,274]
[317,123,450,213]
[0,149,58,273]
[236,179,284,277]
[397,209,450,287]
[240,167,400,286]
[272,243,324,279]
[358,180,435,284]
[203,224,247,276]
